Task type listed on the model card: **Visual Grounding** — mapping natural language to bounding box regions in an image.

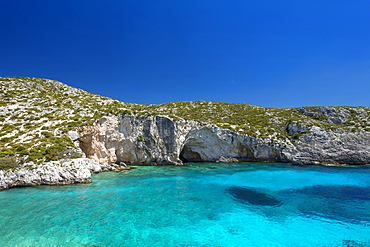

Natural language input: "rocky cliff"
[1,77,369,190]
[74,114,286,165]
[74,112,370,166]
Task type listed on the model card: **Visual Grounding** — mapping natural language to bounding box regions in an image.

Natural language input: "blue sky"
[1,0,370,108]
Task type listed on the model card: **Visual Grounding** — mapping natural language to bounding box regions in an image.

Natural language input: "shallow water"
[0,163,369,246]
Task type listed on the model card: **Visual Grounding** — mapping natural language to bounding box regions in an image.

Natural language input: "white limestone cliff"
[75,114,286,165]
[75,114,370,167]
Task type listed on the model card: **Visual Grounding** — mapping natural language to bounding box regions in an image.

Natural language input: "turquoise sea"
[0,163,369,247]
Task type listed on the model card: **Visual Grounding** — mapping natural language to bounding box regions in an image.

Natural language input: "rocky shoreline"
[1,113,369,190]
[0,158,129,190]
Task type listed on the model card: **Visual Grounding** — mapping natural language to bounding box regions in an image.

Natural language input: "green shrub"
[0,157,18,170]
[16,146,25,152]
[0,137,12,144]
[0,149,15,157]
[41,131,53,138]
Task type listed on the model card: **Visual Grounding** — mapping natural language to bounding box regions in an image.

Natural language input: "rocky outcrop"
[284,124,370,165]
[75,114,284,165]
[0,158,129,190]
[296,107,350,124]
[75,114,370,166]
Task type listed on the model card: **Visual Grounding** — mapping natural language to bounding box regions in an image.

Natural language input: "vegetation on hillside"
[1,77,369,169]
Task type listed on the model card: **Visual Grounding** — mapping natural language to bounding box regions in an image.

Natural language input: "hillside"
[1,77,369,170]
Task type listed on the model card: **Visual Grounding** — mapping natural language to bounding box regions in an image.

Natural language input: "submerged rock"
[226,186,282,207]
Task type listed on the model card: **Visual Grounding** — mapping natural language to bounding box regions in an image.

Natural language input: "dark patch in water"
[295,185,370,201]
[226,186,282,207]
[284,185,370,224]
[342,239,370,247]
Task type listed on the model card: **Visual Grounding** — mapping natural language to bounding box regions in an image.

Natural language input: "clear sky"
[1,0,370,108]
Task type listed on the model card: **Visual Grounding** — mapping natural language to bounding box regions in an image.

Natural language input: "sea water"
[0,163,369,247]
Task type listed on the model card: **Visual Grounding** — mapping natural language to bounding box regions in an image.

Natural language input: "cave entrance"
[179,144,202,163]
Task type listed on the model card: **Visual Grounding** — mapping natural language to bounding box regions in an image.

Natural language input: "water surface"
[1,163,369,246]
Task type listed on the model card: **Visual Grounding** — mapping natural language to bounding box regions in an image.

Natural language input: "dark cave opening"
[179,144,202,163]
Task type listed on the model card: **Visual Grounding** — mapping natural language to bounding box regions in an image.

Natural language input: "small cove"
[0,163,369,246]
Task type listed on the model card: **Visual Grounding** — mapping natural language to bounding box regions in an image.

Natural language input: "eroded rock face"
[285,125,370,165]
[285,121,308,136]
[76,114,286,165]
[75,114,370,166]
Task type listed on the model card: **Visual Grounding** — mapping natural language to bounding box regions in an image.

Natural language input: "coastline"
[1,158,369,191]
[0,158,129,190]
